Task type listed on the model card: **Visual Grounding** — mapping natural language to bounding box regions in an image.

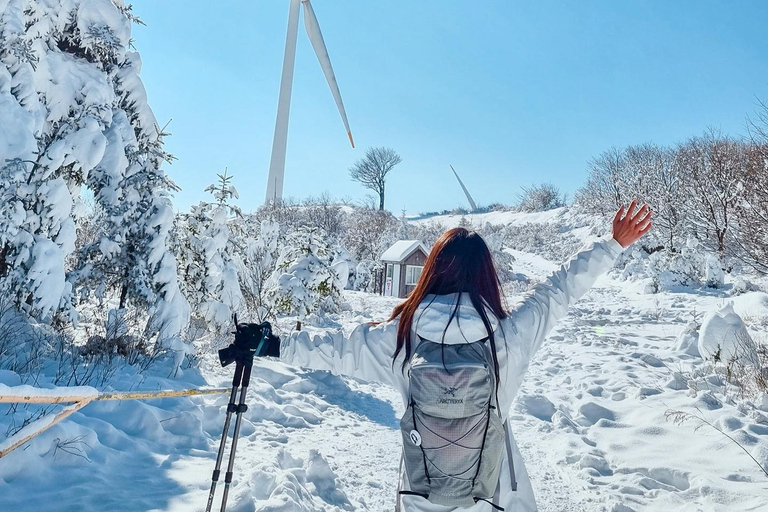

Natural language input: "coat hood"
[413,292,500,343]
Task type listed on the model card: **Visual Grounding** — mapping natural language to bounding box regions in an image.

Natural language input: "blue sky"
[131,0,768,215]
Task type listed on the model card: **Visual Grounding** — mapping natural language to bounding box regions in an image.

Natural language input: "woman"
[280,200,652,511]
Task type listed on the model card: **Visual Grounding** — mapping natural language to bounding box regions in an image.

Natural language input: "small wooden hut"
[379,240,429,298]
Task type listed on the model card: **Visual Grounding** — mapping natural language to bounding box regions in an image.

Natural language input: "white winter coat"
[281,237,624,512]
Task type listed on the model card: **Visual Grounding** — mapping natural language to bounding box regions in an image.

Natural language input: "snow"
[26,236,66,318]
[3,260,768,512]
[380,239,428,262]
[1,203,767,510]
[0,383,99,399]
[0,74,37,163]
[731,292,768,320]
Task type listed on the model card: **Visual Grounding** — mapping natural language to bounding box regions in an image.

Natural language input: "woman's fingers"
[639,221,653,235]
[613,205,625,223]
[628,199,638,217]
[635,207,652,226]
[629,203,649,222]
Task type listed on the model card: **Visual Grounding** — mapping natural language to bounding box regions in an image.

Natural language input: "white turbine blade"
[302,0,355,148]
[450,165,478,211]
[266,0,302,204]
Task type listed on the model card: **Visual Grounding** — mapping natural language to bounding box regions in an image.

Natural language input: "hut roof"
[380,240,429,263]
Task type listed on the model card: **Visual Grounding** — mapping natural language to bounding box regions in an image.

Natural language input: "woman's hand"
[612,199,652,248]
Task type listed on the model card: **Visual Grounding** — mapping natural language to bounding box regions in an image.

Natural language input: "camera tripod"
[206,320,274,512]
[205,357,253,512]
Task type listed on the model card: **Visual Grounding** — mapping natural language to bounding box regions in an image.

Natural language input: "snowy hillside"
[409,206,575,228]
[3,213,768,511]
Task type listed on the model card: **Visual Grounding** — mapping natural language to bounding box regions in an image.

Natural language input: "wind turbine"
[449,165,478,211]
[265,0,355,203]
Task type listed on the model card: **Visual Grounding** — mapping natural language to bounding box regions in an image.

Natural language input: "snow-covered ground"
[2,241,768,511]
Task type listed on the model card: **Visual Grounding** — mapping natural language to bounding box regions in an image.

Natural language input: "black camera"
[218,320,278,367]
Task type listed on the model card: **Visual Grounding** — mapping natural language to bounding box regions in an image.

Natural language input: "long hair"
[389,228,508,384]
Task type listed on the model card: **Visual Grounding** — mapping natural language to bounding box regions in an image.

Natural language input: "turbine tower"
[265,0,355,203]
[450,165,478,211]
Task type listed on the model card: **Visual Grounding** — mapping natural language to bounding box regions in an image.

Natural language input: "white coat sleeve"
[279,320,403,388]
[506,236,623,363]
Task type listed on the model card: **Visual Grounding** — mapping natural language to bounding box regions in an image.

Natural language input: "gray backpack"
[399,335,512,510]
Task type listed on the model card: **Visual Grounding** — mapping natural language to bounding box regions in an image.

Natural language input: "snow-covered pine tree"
[174,170,242,331]
[75,2,189,342]
[0,0,188,338]
[237,218,280,322]
[267,229,343,330]
[0,0,136,322]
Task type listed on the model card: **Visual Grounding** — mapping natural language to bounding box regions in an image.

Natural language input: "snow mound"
[248,448,355,511]
[673,321,700,357]
[697,302,757,363]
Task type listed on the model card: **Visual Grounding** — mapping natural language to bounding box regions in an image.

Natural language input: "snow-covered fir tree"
[173,170,242,331]
[236,219,280,322]
[0,0,188,338]
[267,229,344,329]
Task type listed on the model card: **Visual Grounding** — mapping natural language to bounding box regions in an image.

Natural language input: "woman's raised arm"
[506,200,652,363]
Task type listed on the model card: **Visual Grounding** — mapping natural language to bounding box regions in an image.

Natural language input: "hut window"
[405,265,423,285]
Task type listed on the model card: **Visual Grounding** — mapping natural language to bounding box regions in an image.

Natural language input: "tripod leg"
[219,362,253,512]
[205,362,244,512]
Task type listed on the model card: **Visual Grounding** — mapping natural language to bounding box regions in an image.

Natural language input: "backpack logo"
[409,429,422,446]
[437,386,463,404]
[442,386,459,397]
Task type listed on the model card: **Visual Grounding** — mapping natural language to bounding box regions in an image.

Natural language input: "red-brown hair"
[389,228,508,382]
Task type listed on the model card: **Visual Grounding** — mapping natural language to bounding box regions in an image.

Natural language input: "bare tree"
[626,143,683,250]
[349,147,402,210]
[302,192,344,239]
[733,101,768,273]
[574,146,626,217]
[677,129,747,261]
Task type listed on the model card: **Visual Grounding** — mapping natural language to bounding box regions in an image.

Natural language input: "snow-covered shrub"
[730,278,760,296]
[80,307,166,373]
[252,197,305,233]
[516,183,566,212]
[352,258,383,292]
[411,220,448,248]
[698,302,757,363]
[329,246,354,290]
[478,223,516,283]
[690,302,768,400]
[674,320,701,357]
[502,222,583,262]
[342,206,398,261]
[267,229,344,327]
[641,238,722,291]
[302,193,345,240]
